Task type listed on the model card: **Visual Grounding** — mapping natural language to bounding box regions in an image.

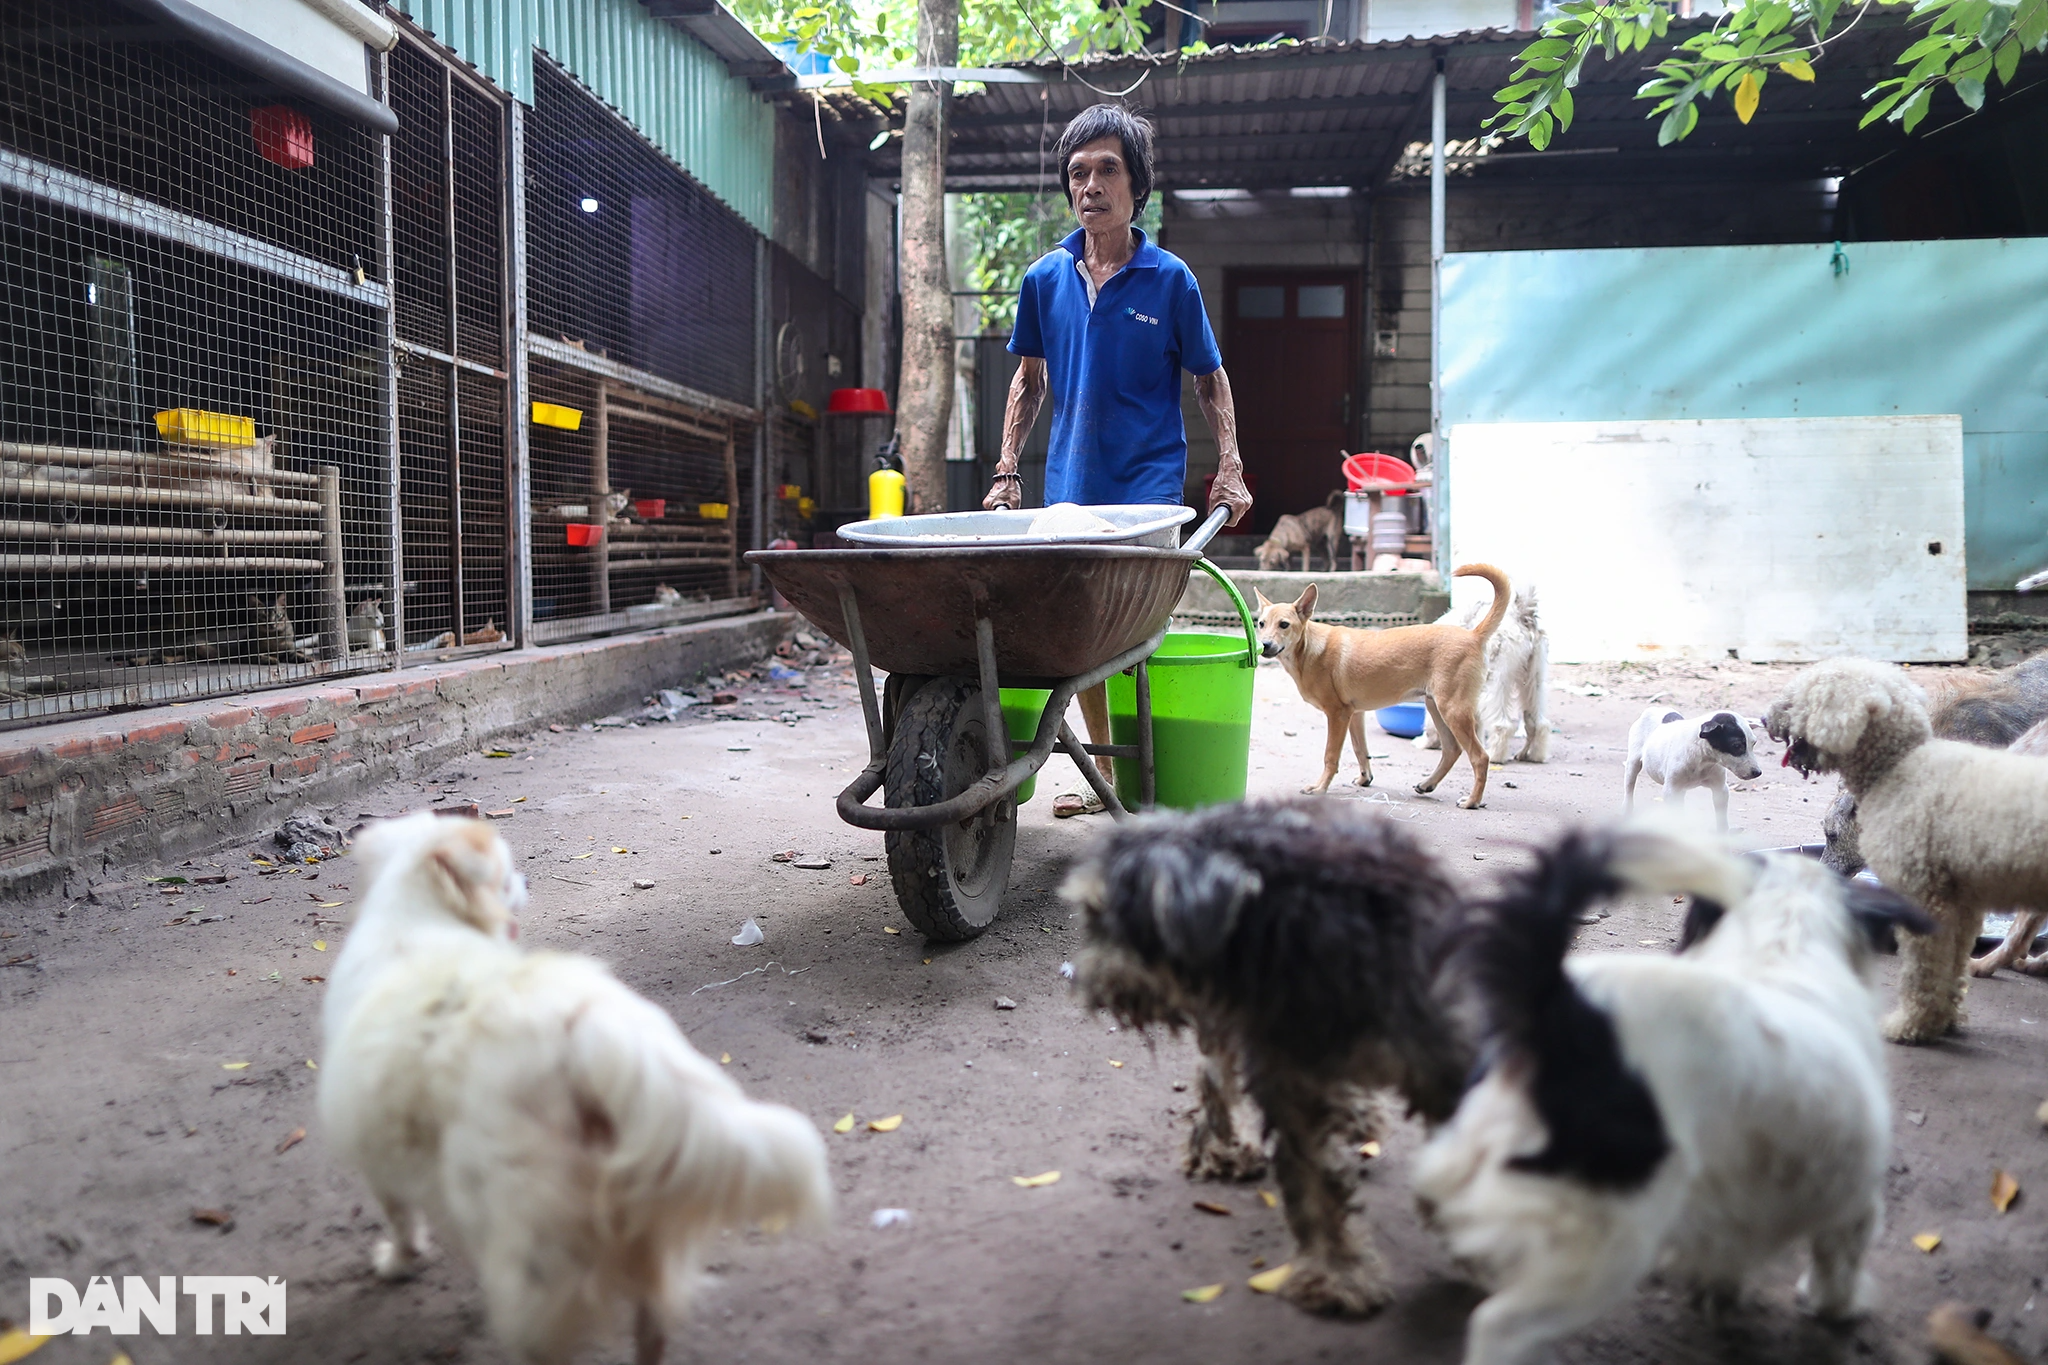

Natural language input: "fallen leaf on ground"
[1193,1200,1231,1216]
[305,1059,318,1068]
[514,796,528,803]
[1927,1300,2029,1365]
[312,940,327,951]
[1992,1170,2020,1213]
[1248,1264,1295,1293]
[190,1208,234,1230]
[1181,1284,1225,1304]
[833,1114,855,1134]
[572,852,594,860]
[221,1062,250,1071]
[1011,1170,1060,1188]
[110,1352,133,1365]
[719,1053,731,1065]
[149,875,188,885]
[0,1324,53,1363]
[868,1114,903,1133]
[1259,1190,1278,1208]
[1359,1141,1382,1159]
[1108,1060,1124,1068]
[612,846,628,854]
[1913,1232,1943,1253]
[301,976,324,984]
[485,750,515,759]
[276,1127,305,1155]
[883,926,900,935]
[921,957,932,965]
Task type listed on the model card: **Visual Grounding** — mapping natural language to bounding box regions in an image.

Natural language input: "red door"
[1223,271,1359,534]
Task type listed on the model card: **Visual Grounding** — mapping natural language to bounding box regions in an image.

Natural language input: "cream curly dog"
[1766,658,2048,1043]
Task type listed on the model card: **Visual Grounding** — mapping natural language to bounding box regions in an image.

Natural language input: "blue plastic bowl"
[1376,702,1427,739]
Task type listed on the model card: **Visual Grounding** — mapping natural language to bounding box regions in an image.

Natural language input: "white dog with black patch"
[1414,827,1932,1365]
[1623,707,1762,830]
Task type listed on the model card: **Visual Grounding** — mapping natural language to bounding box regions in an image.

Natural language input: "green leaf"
[1955,73,1987,104]
[834,53,859,72]
[1529,110,1554,149]
[1859,86,1908,126]
[1652,5,1670,35]
[1995,33,2022,80]
[1555,85,1575,129]
[1495,79,1545,100]
[1894,33,1954,62]
[1658,99,1690,144]
[1702,43,1742,59]
[1979,1,2016,43]
[1779,56,1817,79]
[1520,36,1575,57]
[2016,0,2048,49]
[1900,83,1935,131]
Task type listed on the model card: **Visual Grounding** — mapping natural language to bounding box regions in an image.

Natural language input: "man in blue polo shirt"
[984,103,1250,812]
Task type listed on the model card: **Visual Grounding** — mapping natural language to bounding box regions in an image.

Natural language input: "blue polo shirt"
[1008,227,1222,506]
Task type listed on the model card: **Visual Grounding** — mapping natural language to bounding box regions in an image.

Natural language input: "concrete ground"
[4,645,2045,1364]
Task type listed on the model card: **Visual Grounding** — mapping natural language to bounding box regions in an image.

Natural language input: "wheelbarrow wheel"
[885,677,1017,941]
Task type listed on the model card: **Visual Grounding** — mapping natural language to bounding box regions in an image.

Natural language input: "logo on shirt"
[1124,307,1160,326]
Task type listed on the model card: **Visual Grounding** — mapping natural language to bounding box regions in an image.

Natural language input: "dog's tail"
[566,977,832,1249]
[1452,563,1512,642]
[1462,826,1752,1188]
[1324,488,1345,511]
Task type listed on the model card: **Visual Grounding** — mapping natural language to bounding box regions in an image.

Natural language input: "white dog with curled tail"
[320,813,830,1365]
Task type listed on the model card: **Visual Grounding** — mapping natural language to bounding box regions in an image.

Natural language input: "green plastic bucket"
[1106,561,1259,811]
[1000,688,1052,804]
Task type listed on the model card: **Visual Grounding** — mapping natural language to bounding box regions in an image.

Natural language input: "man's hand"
[983,469,1024,511]
[1207,459,1252,527]
[1194,368,1251,526]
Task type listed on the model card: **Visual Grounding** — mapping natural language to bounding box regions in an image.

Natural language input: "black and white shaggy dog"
[1414,828,1932,1365]
[1066,799,1471,1317]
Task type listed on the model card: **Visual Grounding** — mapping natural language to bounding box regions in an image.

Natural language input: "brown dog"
[1255,563,1511,808]
[1255,504,1344,571]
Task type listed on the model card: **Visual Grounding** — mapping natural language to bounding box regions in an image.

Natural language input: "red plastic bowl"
[565,523,604,547]
[827,387,890,414]
[634,499,666,520]
[1342,452,1415,495]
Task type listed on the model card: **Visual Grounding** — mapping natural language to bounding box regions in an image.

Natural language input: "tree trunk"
[895,0,958,513]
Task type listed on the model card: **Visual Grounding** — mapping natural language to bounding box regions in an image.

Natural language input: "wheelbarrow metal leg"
[1058,720,1127,819]
[837,585,887,766]
[974,616,1009,778]
[1135,658,1155,812]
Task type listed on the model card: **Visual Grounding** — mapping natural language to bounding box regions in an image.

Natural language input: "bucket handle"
[1193,557,1259,669]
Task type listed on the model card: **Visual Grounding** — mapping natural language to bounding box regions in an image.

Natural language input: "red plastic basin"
[1343,452,1415,495]
[827,387,889,414]
[634,499,666,520]
[565,523,604,547]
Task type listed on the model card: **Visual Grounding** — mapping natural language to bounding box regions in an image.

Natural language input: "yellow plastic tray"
[154,408,255,447]
[531,402,584,431]
[699,502,730,520]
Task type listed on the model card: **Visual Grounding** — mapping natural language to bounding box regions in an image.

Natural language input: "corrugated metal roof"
[390,0,781,232]
[862,18,1958,191]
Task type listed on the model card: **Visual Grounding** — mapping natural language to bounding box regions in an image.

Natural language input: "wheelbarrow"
[745,506,1253,941]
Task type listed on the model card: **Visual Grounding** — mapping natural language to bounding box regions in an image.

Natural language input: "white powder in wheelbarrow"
[1027,503,1119,537]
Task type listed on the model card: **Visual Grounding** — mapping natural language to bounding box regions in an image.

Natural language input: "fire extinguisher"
[868,433,906,520]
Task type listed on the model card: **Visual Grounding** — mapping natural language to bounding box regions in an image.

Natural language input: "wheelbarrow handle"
[1183,505,1231,555]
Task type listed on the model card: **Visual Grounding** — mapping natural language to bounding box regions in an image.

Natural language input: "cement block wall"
[0,611,791,900]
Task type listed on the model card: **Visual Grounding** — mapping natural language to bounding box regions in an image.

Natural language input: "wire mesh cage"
[388,34,511,657]
[522,54,760,641]
[0,0,393,725]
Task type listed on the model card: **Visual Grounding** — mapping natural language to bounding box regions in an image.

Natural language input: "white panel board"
[1445,415,1966,662]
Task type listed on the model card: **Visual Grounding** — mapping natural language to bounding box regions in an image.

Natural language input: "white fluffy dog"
[1416,583,1550,764]
[321,814,831,1365]
[1768,658,2048,1043]
[1415,826,1931,1365]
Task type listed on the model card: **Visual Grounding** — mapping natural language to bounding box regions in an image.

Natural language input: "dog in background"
[1768,658,2048,1043]
[1416,582,1550,765]
[1415,827,1931,1365]
[321,813,830,1365]
[1622,708,1763,831]
[1256,496,1345,572]
[1069,799,1472,1317]
[1256,563,1511,807]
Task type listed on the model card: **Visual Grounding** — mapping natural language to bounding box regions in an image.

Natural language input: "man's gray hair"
[1055,104,1156,215]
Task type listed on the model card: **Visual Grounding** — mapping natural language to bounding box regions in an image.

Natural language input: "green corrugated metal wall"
[391,0,775,233]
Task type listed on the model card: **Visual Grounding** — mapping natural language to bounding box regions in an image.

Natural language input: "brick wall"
[0,611,790,899]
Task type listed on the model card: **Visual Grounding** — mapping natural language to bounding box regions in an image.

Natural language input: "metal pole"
[378,47,404,666]
[751,234,768,593]
[1429,56,1449,580]
[593,382,611,615]
[506,100,534,647]
[443,65,465,638]
[319,466,347,660]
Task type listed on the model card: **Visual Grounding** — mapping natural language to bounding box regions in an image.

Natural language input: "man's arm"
[983,356,1047,511]
[1194,367,1251,527]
